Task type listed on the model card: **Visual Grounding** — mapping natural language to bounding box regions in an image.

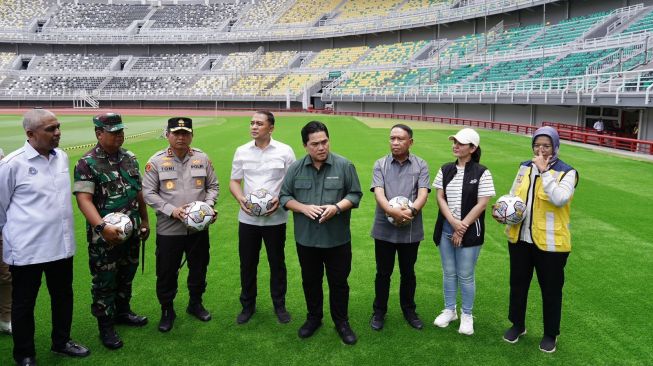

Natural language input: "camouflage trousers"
[88,234,140,319]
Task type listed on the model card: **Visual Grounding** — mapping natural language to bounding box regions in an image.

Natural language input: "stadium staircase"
[73,89,99,109]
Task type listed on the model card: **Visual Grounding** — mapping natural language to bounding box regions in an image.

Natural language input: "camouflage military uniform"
[73,144,143,319]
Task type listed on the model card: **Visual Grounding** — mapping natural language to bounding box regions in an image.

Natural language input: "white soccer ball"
[245,188,275,217]
[102,212,133,243]
[184,201,215,232]
[386,196,414,227]
[492,194,526,225]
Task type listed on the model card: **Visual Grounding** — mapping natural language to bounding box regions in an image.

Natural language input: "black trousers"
[10,257,73,362]
[508,241,569,337]
[373,239,420,316]
[238,222,287,311]
[156,231,210,307]
[296,242,351,325]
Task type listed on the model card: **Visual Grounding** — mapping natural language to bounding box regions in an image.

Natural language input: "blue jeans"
[438,221,482,315]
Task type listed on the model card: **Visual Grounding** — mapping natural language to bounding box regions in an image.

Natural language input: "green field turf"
[1,114,651,365]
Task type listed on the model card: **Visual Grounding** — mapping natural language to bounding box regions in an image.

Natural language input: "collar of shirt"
[94,143,127,161]
[302,152,333,167]
[23,140,57,160]
[390,153,413,166]
[247,137,279,151]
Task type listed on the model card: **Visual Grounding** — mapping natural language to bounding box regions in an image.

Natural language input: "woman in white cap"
[432,128,495,335]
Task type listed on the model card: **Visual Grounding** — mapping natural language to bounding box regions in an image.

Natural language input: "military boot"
[98,317,123,350]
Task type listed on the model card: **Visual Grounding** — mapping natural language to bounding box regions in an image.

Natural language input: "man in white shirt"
[229,111,296,324]
[0,109,89,366]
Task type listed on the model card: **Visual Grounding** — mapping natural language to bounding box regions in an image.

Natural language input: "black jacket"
[433,160,488,247]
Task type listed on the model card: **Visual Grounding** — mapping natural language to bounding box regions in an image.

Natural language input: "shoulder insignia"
[145,163,153,172]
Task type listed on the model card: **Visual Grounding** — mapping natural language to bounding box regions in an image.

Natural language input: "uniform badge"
[162,161,173,167]
[165,181,175,190]
[28,167,38,175]
[145,163,152,172]
[195,178,203,187]
[192,159,201,165]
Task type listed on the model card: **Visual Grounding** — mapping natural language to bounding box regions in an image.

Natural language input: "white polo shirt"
[0,141,76,265]
[231,138,295,226]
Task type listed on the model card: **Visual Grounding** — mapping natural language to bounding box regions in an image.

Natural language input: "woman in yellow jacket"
[495,126,578,353]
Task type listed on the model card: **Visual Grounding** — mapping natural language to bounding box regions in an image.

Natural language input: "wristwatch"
[94,222,106,235]
[334,204,342,215]
[410,207,418,217]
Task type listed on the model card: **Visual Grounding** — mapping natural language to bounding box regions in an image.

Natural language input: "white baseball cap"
[449,128,480,147]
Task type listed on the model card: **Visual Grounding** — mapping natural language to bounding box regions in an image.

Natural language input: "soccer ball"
[102,212,133,243]
[245,188,275,216]
[386,196,414,227]
[492,194,526,225]
[184,201,215,232]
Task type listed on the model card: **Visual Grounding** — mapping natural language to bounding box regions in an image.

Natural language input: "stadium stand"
[0,53,16,70]
[268,73,323,95]
[621,8,653,34]
[474,57,556,82]
[252,51,297,70]
[213,52,259,72]
[359,41,429,66]
[130,54,204,72]
[276,0,341,25]
[336,70,398,94]
[28,53,113,72]
[305,46,369,69]
[333,0,405,21]
[148,4,244,29]
[0,0,49,28]
[48,3,151,29]
[229,74,280,95]
[400,0,451,13]
[236,0,291,28]
[526,12,611,49]
[485,25,542,54]
[191,75,233,95]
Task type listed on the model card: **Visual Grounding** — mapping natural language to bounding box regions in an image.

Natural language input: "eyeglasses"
[532,144,552,150]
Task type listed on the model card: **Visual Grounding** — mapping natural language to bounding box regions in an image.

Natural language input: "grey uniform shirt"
[370,154,430,244]
[142,147,219,235]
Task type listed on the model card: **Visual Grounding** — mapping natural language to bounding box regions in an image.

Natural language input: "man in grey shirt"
[142,117,219,333]
[369,124,430,331]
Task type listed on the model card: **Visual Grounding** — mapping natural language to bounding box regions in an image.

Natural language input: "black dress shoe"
[15,356,36,366]
[404,312,424,330]
[236,307,255,324]
[51,340,90,357]
[158,308,176,333]
[370,313,384,331]
[99,326,123,349]
[187,303,212,322]
[116,311,148,327]
[298,319,322,338]
[335,322,357,345]
[275,307,291,324]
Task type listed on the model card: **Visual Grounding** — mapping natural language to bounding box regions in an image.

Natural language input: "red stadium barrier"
[308,109,653,155]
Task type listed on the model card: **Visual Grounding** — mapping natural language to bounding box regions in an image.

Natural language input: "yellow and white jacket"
[506,160,578,252]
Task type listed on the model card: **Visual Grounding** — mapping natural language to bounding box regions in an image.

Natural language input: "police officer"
[142,117,219,333]
[74,112,150,350]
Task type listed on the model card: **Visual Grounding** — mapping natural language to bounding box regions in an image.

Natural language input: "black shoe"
[99,326,123,350]
[51,340,90,357]
[503,325,527,344]
[298,319,322,339]
[236,307,255,324]
[335,322,357,345]
[370,313,384,331]
[275,307,291,324]
[539,335,557,353]
[116,311,148,327]
[404,312,424,330]
[15,357,36,366]
[187,303,212,322]
[158,308,176,333]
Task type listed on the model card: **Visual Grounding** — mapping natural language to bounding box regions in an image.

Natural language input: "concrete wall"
[494,104,532,125]
[534,105,580,126]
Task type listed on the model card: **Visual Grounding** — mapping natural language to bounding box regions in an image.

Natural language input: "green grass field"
[1,113,652,365]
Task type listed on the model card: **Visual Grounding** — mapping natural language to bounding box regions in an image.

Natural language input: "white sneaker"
[458,313,474,335]
[0,320,11,335]
[433,308,458,328]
